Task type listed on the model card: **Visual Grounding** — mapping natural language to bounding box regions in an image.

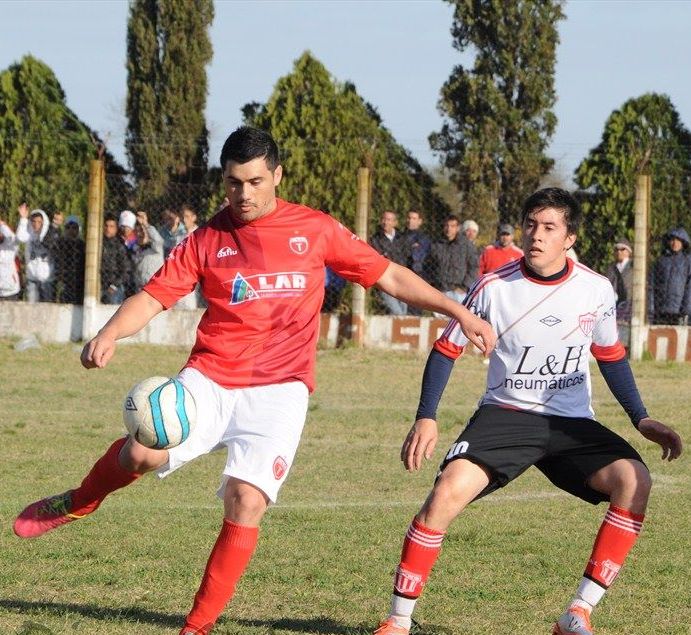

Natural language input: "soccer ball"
[123,376,196,449]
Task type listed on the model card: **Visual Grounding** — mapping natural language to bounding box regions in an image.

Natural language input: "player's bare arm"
[401,418,439,472]
[374,262,496,355]
[81,291,164,369]
[637,418,683,461]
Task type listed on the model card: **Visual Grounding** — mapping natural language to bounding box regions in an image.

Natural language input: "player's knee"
[120,437,168,473]
[223,480,268,524]
[603,459,651,503]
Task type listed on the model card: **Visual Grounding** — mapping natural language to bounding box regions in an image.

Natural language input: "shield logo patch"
[578,312,597,336]
[273,456,288,480]
[289,236,308,255]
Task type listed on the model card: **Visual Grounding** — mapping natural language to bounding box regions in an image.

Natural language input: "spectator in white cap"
[605,238,633,307]
[478,222,523,274]
[118,210,138,296]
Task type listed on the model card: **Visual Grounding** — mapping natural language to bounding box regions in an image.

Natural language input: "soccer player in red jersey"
[373,188,682,635]
[13,127,495,635]
[478,222,523,274]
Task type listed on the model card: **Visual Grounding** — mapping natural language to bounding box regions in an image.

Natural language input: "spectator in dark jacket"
[402,209,431,276]
[369,210,411,315]
[427,214,478,303]
[55,215,85,304]
[101,213,130,305]
[605,238,633,316]
[648,227,691,325]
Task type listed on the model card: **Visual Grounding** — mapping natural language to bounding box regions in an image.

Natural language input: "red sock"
[584,505,644,588]
[393,517,445,599]
[183,519,259,632]
[70,438,142,516]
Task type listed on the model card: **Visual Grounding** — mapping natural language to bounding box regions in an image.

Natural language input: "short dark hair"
[520,187,582,236]
[104,213,117,223]
[445,214,460,224]
[219,126,280,171]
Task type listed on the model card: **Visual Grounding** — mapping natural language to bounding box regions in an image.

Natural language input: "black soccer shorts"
[438,404,646,505]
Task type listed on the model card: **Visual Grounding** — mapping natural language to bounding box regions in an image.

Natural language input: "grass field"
[0,341,689,635]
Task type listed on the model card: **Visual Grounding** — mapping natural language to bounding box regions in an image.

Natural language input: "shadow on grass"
[231,618,451,635]
[0,598,183,628]
[0,601,451,635]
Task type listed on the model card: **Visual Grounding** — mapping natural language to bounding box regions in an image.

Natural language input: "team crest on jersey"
[578,312,597,336]
[273,456,288,480]
[289,236,309,255]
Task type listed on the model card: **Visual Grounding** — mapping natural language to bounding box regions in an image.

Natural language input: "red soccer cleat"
[13,490,89,538]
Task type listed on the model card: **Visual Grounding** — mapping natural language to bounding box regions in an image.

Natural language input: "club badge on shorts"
[273,456,288,480]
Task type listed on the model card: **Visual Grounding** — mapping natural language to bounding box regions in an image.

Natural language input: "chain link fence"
[2,168,690,333]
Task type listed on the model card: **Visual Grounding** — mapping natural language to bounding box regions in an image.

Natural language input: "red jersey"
[144,199,389,391]
[478,243,524,274]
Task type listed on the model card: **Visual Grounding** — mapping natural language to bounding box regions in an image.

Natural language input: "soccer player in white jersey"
[13,127,495,635]
[373,188,682,635]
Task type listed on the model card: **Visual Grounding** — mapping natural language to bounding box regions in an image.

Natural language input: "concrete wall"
[1,302,689,361]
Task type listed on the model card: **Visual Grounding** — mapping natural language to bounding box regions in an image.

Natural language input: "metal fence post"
[630,173,650,361]
[82,159,105,341]
[351,167,370,347]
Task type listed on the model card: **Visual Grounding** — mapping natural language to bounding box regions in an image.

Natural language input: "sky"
[2,0,690,185]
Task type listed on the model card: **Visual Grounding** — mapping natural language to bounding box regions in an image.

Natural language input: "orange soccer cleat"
[552,605,593,635]
[373,617,410,635]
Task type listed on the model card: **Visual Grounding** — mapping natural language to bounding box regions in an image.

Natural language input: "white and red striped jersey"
[434,258,625,419]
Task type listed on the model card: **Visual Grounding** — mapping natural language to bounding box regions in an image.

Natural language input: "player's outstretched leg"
[179,479,265,634]
[553,459,650,635]
[13,437,152,538]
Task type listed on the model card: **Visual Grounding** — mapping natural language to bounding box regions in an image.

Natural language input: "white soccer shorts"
[156,367,309,503]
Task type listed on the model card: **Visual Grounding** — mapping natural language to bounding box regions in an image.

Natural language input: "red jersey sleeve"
[323,216,389,288]
[143,233,201,309]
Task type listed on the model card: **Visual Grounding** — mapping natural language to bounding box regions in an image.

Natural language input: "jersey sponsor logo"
[273,456,288,480]
[217,246,238,258]
[540,315,561,327]
[578,312,597,336]
[289,236,309,255]
[491,344,587,392]
[228,271,308,304]
[394,566,423,595]
[230,273,260,304]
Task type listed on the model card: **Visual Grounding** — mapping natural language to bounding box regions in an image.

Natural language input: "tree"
[0,55,125,223]
[243,52,449,233]
[430,0,563,226]
[126,0,213,207]
[575,93,691,271]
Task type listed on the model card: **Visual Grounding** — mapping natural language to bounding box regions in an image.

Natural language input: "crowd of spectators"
[0,203,203,309]
[2,201,689,328]
[356,208,691,330]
